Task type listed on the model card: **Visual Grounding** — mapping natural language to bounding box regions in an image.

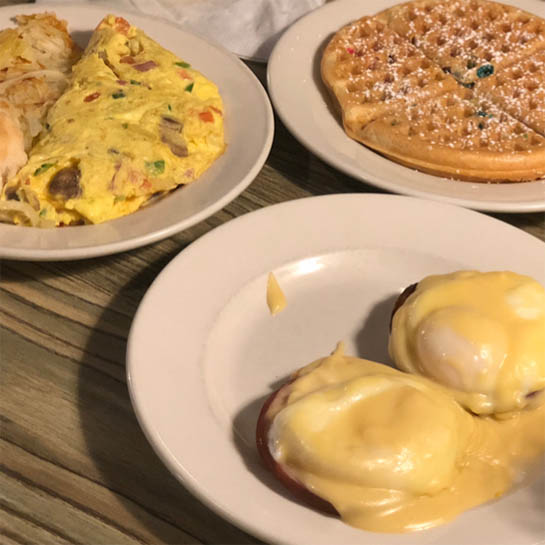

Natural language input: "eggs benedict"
[257,343,545,533]
[389,271,545,415]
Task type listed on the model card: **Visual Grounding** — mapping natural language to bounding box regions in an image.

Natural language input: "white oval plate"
[0,4,274,261]
[268,0,545,214]
[127,194,545,545]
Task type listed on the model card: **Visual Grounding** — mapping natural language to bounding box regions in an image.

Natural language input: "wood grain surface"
[1,0,544,544]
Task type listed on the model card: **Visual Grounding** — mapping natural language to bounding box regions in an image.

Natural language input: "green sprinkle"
[523,133,528,139]
[39,208,47,217]
[476,64,494,78]
[168,104,172,111]
[33,163,55,176]
[466,58,477,69]
[185,82,194,93]
[477,110,487,117]
[175,61,191,68]
[130,79,141,85]
[122,123,128,129]
[112,91,126,99]
[146,160,165,174]
[478,122,485,130]
[461,81,475,89]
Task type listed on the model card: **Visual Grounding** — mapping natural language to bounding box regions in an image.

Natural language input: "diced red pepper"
[133,61,158,72]
[115,17,131,35]
[120,56,135,64]
[178,69,192,80]
[116,79,128,86]
[199,111,214,123]
[140,179,152,191]
[84,92,100,102]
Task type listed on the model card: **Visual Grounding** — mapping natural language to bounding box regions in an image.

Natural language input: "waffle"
[321,16,459,131]
[322,0,545,182]
[474,46,545,136]
[378,0,545,84]
[359,88,545,181]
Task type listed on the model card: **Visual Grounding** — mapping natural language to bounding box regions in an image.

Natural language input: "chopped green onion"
[33,163,55,176]
[476,64,494,78]
[461,81,475,89]
[523,133,528,139]
[39,208,47,217]
[168,104,172,111]
[114,195,126,203]
[146,160,165,174]
[185,82,194,93]
[130,79,141,85]
[175,61,191,68]
[121,123,129,129]
[112,91,126,99]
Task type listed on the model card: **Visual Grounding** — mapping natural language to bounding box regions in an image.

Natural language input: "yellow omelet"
[0,14,225,226]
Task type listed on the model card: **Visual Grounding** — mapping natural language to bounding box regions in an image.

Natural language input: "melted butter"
[268,346,545,533]
[389,271,545,414]
[266,272,286,316]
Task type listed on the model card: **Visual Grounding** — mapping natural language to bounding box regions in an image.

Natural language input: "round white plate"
[0,4,274,261]
[268,0,545,214]
[127,194,545,545]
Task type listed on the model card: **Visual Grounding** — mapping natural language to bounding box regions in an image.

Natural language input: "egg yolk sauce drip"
[1,15,225,226]
[389,271,545,415]
[266,345,545,533]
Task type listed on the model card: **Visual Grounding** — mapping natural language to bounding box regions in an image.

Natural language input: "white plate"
[268,0,545,213]
[0,4,274,261]
[127,194,545,545]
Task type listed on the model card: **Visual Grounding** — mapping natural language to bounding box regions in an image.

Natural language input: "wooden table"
[1,1,544,543]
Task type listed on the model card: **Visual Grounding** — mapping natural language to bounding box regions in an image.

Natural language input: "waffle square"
[358,88,545,181]
[379,0,545,84]
[321,16,460,132]
[475,46,545,136]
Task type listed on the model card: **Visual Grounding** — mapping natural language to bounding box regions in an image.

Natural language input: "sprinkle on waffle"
[322,0,545,182]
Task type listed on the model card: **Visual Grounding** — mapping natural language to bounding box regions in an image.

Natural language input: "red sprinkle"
[346,47,355,55]
[116,79,128,86]
[120,56,135,64]
[133,61,158,72]
[199,111,214,123]
[84,92,100,102]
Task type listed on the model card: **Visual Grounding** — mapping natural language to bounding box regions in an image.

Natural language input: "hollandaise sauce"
[266,345,545,533]
[266,272,287,316]
[389,271,545,415]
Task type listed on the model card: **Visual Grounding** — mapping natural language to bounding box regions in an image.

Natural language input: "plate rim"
[126,192,545,545]
[0,3,274,261]
[267,0,545,214]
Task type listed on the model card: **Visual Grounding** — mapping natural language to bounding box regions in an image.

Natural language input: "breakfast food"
[0,13,81,188]
[389,270,545,415]
[256,343,545,532]
[321,0,545,181]
[0,14,225,227]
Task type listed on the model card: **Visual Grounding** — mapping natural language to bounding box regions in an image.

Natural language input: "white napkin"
[36,0,327,61]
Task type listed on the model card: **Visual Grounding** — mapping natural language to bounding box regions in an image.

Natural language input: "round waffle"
[322,0,545,182]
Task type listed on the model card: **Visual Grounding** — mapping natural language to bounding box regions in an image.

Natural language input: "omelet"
[0,15,225,226]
